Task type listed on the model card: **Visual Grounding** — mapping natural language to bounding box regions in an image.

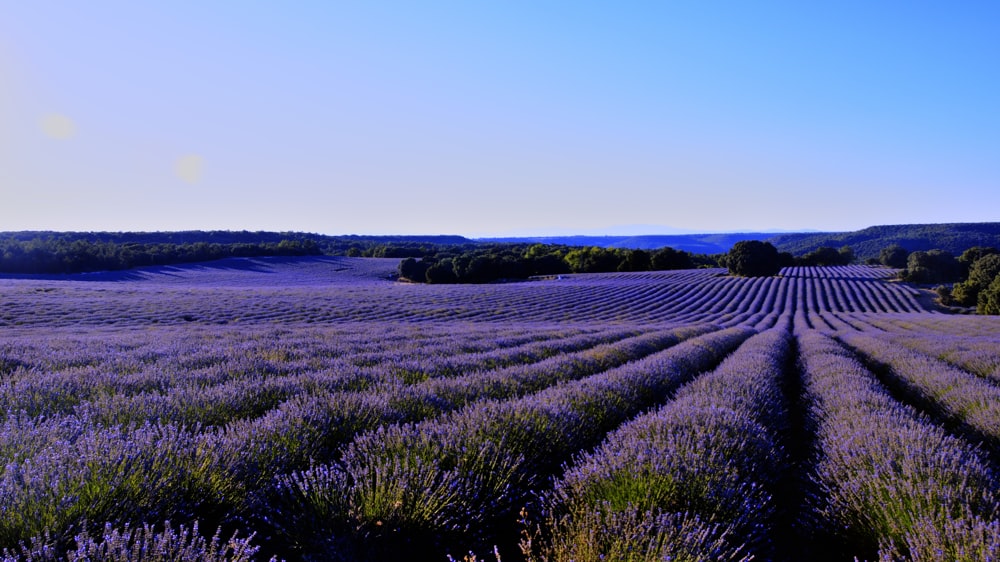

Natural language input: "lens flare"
[175,154,204,184]
[40,113,76,139]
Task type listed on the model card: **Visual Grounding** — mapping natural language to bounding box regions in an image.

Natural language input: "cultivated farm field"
[2,256,1000,561]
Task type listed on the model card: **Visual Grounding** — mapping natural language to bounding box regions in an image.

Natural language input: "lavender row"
[1,272,712,326]
[782,266,923,313]
[797,330,1000,560]
[0,324,627,424]
[225,323,710,485]
[81,326,642,428]
[85,326,645,429]
[1,264,937,328]
[0,323,590,389]
[351,324,604,377]
[0,422,236,550]
[852,317,1000,382]
[1,325,693,467]
[860,314,1000,339]
[837,331,1000,454]
[0,325,705,556]
[781,265,898,281]
[693,267,923,329]
[2,521,264,562]
[524,326,791,562]
[0,323,502,399]
[202,325,710,486]
[349,326,641,384]
[268,326,755,560]
[0,324,704,501]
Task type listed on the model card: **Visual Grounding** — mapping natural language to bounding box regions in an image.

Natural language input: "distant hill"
[479,233,769,255]
[0,230,473,248]
[5,224,1000,275]
[485,223,1000,261]
[0,231,475,275]
[766,223,1000,261]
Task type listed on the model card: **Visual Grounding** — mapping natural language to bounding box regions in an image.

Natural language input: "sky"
[2,1,998,237]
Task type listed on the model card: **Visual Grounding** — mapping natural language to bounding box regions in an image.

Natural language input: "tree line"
[6,231,1000,315]
[398,241,864,284]
[889,246,1000,315]
[720,241,855,278]
[866,244,1000,314]
[0,232,477,274]
[0,237,321,274]
[768,222,1000,261]
[397,244,715,283]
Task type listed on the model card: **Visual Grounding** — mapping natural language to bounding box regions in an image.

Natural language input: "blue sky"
[2,1,998,236]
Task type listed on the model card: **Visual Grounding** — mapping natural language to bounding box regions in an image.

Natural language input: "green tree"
[957,246,999,279]
[959,246,999,266]
[967,254,1000,289]
[838,245,855,264]
[901,250,961,284]
[564,247,621,274]
[800,246,849,266]
[935,284,954,306]
[950,282,976,307]
[953,254,1000,306]
[398,258,430,282]
[879,245,909,269]
[979,275,1000,315]
[726,240,781,277]
[523,244,570,276]
[457,255,497,283]
[650,247,692,270]
[528,253,569,276]
[618,249,651,272]
[424,259,458,284]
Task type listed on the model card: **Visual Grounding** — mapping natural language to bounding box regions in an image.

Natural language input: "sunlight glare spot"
[40,113,76,139]
[175,154,204,184]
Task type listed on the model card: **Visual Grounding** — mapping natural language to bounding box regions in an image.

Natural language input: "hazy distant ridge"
[766,223,1000,260]
[485,222,1000,260]
[5,223,1000,275]
[478,233,769,255]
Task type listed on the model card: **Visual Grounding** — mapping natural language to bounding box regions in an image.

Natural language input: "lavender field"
[2,256,1000,561]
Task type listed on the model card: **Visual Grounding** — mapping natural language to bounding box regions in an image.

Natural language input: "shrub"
[2,521,262,562]
[953,254,1000,307]
[901,250,961,284]
[978,275,1000,315]
[650,247,693,270]
[398,258,430,282]
[725,241,780,277]
[879,245,909,269]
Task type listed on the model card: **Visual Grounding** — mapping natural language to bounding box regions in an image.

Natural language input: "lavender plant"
[271,326,754,559]
[526,328,790,561]
[2,521,264,562]
[838,330,1000,450]
[1,260,997,560]
[798,330,1000,560]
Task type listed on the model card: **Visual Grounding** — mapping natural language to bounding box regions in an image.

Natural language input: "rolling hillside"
[4,258,1000,561]
[766,222,1000,260]
[483,222,1000,259]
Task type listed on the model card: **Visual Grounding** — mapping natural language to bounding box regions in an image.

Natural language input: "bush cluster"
[398,244,713,283]
[721,241,853,278]
[0,237,320,274]
[912,247,1000,314]
[951,253,1000,313]
[868,244,1000,315]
